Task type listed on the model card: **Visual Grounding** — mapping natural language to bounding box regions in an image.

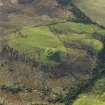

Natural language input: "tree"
[56,0,71,6]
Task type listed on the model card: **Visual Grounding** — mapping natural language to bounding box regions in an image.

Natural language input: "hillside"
[0,0,105,105]
[73,72,105,105]
[73,0,105,27]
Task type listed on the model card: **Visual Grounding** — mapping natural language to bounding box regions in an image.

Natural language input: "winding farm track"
[73,0,105,27]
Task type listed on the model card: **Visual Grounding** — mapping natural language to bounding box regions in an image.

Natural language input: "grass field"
[8,27,65,51]
[73,0,105,27]
[7,26,65,64]
[73,76,105,105]
[50,22,105,53]
[7,22,105,64]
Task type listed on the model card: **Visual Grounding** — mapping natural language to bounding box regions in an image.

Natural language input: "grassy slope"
[6,22,105,64]
[6,22,105,63]
[73,76,105,105]
[73,0,105,27]
[3,17,105,105]
[7,26,65,64]
[8,27,65,51]
[50,22,104,53]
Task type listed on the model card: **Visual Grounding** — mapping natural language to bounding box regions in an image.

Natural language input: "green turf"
[7,26,65,64]
[73,76,105,105]
[73,94,105,105]
[50,22,104,54]
[50,22,105,35]
[9,27,65,51]
[73,0,105,27]
[7,22,105,64]
[50,22,99,34]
